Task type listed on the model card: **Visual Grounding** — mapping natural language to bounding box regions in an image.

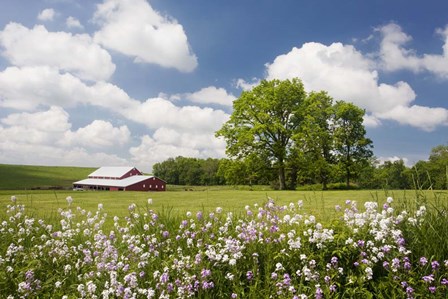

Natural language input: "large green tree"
[333,101,373,187]
[293,91,335,190]
[216,78,306,190]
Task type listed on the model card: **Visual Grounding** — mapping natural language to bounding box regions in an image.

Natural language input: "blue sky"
[0,0,447,172]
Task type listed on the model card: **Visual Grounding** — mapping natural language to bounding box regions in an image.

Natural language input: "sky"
[0,0,447,173]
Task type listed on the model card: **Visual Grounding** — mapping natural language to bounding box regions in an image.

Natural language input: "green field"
[1,188,446,225]
[1,163,447,224]
[0,164,96,190]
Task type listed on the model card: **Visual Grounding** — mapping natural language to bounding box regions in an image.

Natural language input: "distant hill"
[0,164,97,190]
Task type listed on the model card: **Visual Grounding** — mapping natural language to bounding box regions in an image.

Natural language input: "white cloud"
[37,8,56,21]
[125,97,230,133]
[377,23,448,79]
[265,41,448,131]
[0,23,115,81]
[0,66,130,110]
[93,0,197,72]
[377,105,448,131]
[176,86,236,106]
[66,16,84,29]
[235,78,261,91]
[0,107,130,168]
[61,120,131,148]
[377,156,411,167]
[130,129,226,171]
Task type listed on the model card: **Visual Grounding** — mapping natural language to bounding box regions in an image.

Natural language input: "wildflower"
[98,203,103,210]
[147,198,153,205]
[231,293,237,298]
[387,197,393,204]
[422,274,434,283]
[429,286,436,293]
[431,260,440,270]
[216,207,223,213]
[11,195,17,203]
[246,271,254,281]
[66,196,73,205]
[419,257,428,266]
[365,267,373,280]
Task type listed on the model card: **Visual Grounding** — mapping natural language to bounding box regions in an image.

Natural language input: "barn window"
[162,185,164,189]
[156,185,158,189]
[143,184,146,188]
[149,185,152,188]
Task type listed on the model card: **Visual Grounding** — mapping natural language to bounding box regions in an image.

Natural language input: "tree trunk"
[278,165,286,190]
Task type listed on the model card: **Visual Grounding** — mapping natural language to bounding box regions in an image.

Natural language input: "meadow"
[1,164,448,298]
[1,187,448,298]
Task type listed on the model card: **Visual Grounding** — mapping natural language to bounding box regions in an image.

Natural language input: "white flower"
[216,207,223,213]
[387,197,393,204]
[98,203,103,210]
[66,196,73,205]
[147,198,153,205]
[10,196,16,203]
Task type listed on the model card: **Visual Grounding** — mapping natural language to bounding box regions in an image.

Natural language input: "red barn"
[73,167,166,191]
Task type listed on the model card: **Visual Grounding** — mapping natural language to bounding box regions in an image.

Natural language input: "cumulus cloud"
[37,8,56,21]
[130,129,226,170]
[124,97,230,133]
[66,16,84,29]
[93,0,197,72]
[265,41,448,131]
[173,86,236,106]
[0,107,130,168]
[235,78,261,91]
[377,156,411,167]
[61,120,131,148]
[0,66,129,110]
[0,23,115,81]
[377,23,448,79]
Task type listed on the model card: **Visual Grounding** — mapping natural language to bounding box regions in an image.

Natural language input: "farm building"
[73,167,166,191]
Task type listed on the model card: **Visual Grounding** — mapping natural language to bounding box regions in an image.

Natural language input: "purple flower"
[383,261,390,269]
[331,256,338,266]
[330,284,337,292]
[441,278,448,286]
[429,286,436,293]
[406,286,414,295]
[246,271,253,281]
[315,286,323,299]
[231,293,237,298]
[422,274,434,283]
[431,260,440,270]
[201,269,211,278]
[162,231,169,238]
[353,262,360,267]
[404,261,411,270]
[420,257,428,266]
[357,240,365,248]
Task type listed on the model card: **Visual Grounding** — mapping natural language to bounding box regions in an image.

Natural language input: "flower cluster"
[0,195,447,298]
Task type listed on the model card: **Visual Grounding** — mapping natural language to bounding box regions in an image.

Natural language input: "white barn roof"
[88,167,138,178]
[74,175,153,187]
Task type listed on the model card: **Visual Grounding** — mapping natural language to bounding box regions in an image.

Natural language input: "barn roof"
[74,175,154,188]
[88,167,138,178]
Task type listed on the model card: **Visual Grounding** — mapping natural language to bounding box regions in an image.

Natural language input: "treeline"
[152,144,448,190]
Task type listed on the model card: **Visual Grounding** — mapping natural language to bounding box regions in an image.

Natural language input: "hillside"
[0,164,96,190]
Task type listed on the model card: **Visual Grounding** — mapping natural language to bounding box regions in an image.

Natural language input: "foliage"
[217,78,374,190]
[216,78,307,190]
[1,194,448,298]
[153,157,225,186]
[333,101,374,188]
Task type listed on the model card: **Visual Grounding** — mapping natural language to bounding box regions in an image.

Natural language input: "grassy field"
[1,188,446,226]
[0,164,96,190]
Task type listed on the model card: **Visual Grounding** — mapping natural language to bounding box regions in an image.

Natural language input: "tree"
[333,101,373,187]
[293,91,335,190]
[427,144,448,189]
[216,78,306,190]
